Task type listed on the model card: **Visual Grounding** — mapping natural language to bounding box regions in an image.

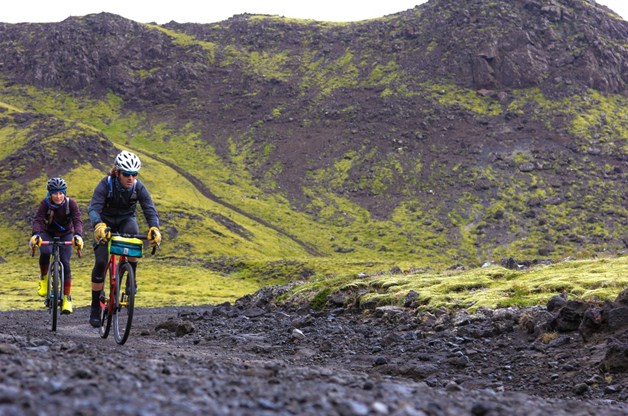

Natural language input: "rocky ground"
[0,288,627,416]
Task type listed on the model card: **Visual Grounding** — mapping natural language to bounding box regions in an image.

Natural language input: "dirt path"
[1,293,627,416]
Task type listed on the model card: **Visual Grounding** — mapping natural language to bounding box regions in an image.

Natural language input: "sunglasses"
[120,171,138,177]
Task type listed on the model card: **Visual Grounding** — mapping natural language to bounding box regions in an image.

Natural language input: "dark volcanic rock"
[1,286,627,415]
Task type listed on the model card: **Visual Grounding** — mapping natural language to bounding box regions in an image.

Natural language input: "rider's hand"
[73,235,84,250]
[29,234,42,248]
[147,226,161,246]
[94,223,110,242]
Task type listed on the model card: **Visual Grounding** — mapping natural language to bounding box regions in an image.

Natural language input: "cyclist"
[29,177,84,314]
[87,150,161,327]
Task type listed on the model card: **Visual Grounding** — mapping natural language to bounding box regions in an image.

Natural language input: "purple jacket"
[32,196,83,237]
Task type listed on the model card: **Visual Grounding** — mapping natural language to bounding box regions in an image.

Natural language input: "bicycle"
[97,231,158,345]
[31,237,82,332]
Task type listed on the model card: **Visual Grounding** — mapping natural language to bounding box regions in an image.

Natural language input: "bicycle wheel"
[99,279,112,339]
[50,261,61,332]
[113,262,135,345]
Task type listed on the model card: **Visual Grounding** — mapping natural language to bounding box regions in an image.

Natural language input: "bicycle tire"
[99,273,113,339]
[50,261,61,332]
[113,262,135,345]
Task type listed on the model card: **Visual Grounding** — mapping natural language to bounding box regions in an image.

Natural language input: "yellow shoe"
[61,295,73,314]
[37,275,48,297]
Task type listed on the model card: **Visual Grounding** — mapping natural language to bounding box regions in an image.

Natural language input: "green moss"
[298,49,360,98]
[145,24,216,63]
[421,82,503,116]
[509,88,628,152]
[311,288,331,310]
[247,50,291,82]
[512,151,533,166]
[286,256,628,313]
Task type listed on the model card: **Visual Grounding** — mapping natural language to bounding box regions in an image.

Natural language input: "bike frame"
[33,237,81,331]
[104,251,130,317]
[98,231,157,345]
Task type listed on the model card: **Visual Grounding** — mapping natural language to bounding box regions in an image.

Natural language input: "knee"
[92,275,105,284]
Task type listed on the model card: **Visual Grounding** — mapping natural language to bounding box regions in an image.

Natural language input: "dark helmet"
[47,177,67,192]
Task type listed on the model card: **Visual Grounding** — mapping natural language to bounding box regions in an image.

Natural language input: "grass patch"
[284,255,628,312]
[0,255,262,311]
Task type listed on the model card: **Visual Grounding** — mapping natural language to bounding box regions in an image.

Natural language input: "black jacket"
[88,175,159,229]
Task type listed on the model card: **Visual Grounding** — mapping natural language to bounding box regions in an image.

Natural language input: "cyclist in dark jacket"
[30,177,84,314]
[87,150,161,327]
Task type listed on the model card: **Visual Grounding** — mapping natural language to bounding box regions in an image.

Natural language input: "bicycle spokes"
[113,262,135,345]
[99,291,112,339]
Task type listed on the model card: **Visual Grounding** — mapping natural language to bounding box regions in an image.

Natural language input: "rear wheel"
[99,275,112,339]
[113,262,135,345]
[50,262,61,332]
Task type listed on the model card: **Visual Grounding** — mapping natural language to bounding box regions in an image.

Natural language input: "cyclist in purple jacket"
[87,151,161,327]
[29,177,84,314]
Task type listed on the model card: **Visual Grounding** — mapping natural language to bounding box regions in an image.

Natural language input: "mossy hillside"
[2,81,624,266]
[107,113,448,263]
[0,83,124,131]
[0,7,625,316]
[0,112,30,162]
[1,16,626,266]
[287,255,628,312]
[122,151,309,259]
[0,95,331,306]
[112,123,334,257]
[0,85,319,259]
[461,163,626,260]
[508,88,628,152]
[24,22,623,253]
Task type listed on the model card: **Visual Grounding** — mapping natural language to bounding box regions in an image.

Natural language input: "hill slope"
[0,0,626,267]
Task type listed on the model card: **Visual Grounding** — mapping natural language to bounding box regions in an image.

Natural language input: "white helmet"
[114,151,141,172]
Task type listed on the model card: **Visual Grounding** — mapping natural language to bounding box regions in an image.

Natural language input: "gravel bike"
[31,237,82,332]
[97,231,158,345]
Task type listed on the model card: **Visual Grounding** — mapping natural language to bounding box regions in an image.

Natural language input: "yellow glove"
[147,226,162,246]
[94,223,110,242]
[29,234,42,248]
[73,235,84,250]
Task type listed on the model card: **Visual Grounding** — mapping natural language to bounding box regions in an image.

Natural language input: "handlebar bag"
[108,236,144,258]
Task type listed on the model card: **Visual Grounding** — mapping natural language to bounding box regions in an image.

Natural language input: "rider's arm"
[136,181,160,229]
[70,198,84,236]
[87,177,109,226]
[32,199,48,235]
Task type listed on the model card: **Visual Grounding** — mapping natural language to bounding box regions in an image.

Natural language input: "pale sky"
[2,0,626,24]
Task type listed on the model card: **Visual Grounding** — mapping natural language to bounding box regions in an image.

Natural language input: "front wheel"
[113,262,135,345]
[49,262,61,332]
